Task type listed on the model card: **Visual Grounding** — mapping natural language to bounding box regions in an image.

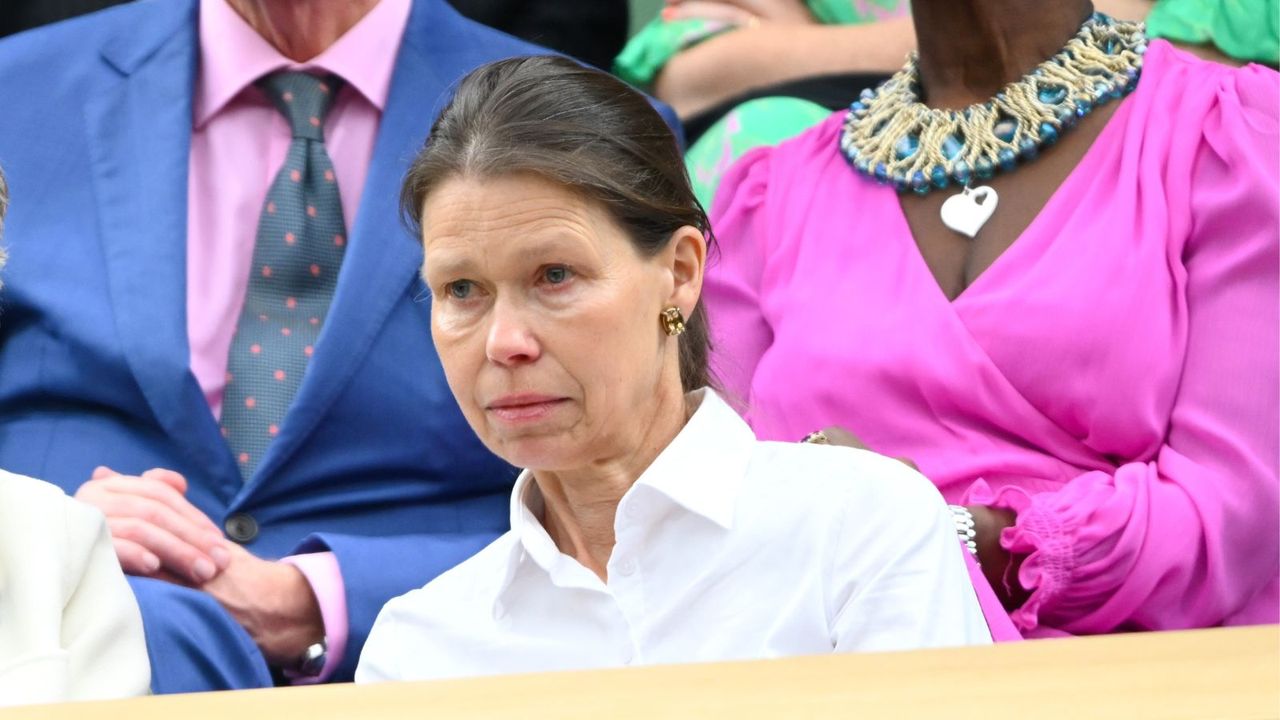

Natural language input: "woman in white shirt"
[356,56,991,683]
[0,170,150,705]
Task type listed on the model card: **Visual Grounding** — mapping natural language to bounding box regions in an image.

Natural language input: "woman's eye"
[542,266,571,285]
[444,280,474,300]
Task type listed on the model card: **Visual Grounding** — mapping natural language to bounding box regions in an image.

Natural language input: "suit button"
[225,513,259,543]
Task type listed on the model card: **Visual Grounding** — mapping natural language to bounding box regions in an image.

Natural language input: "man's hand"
[75,466,230,583]
[663,0,816,26]
[201,543,325,665]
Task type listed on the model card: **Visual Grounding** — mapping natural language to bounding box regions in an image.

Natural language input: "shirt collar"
[500,389,756,595]
[194,0,411,128]
[629,388,754,529]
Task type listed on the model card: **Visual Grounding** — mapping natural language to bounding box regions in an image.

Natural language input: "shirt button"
[224,513,259,543]
[616,559,637,577]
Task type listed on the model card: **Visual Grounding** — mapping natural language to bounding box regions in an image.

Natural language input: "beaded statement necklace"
[838,12,1147,237]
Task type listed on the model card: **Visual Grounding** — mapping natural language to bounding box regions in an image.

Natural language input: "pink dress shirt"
[705,41,1279,637]
[187,0,412,681]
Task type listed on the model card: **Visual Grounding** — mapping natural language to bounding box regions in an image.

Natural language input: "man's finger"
[108,516,220,584]
[96,476,221,532]
[142,467,189,494]
[111,536,162,576]
[104,491,227,564]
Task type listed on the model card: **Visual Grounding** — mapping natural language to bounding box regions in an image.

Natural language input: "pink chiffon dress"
[704,40,1279,638]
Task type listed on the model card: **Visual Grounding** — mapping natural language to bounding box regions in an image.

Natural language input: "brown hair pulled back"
[401,55,715,392]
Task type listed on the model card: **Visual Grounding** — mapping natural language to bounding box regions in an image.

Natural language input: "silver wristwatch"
[292,639,328,677]
[948,504,979,562]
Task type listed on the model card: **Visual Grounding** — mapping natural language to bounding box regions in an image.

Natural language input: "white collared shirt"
[357,390,991,682]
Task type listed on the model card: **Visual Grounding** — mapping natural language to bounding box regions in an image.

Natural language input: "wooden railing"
[10,625,1278,719]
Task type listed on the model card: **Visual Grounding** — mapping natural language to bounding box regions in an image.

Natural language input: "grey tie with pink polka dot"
[221,72,348,480]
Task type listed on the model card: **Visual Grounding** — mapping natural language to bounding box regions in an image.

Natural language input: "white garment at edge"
[0,470,150,705]
[357,389,991,682]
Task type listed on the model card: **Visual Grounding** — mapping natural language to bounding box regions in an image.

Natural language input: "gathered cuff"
[963,480,1078,633]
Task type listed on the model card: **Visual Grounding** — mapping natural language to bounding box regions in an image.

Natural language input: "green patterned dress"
[616,1,910,208]
[1146,0,1279,65]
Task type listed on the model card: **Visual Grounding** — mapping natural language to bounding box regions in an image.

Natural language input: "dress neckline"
[870,44,1158,307]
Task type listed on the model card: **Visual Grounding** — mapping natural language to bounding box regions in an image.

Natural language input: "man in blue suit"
[0,0,678,693]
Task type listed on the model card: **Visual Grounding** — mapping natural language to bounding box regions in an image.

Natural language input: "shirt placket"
[607,497,649,666]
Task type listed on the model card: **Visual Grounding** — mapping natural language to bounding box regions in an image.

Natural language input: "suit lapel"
[249,0,475,485]
[86,0,241,493]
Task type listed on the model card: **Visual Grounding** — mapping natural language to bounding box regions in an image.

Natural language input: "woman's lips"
[485,394,569,424]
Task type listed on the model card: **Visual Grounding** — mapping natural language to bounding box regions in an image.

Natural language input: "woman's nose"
[485,301,540,367]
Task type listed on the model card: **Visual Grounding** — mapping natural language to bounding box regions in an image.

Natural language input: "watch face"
[298,641,328,677]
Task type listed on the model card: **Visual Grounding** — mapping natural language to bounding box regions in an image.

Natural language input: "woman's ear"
[665,225,707,317]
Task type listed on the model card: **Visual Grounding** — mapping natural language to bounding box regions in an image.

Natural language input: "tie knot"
[258,72,343,141]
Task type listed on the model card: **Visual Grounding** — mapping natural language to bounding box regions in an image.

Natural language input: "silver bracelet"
[948,504,979,563]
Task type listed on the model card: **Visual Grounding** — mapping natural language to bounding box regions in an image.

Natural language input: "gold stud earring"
[660,306,686,337]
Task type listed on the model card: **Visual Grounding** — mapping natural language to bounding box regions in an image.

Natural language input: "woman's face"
[421,172,704,472]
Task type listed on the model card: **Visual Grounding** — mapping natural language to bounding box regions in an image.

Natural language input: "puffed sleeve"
[703,146,778,406]
[61,498,151,700]
[970,60,1280,635]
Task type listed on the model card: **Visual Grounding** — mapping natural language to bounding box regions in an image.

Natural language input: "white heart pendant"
[939,185,999,239]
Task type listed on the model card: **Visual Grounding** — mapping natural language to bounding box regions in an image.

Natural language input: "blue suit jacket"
[0,0,678,684]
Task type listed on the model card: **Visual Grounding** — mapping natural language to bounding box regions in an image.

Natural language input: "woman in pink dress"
[704,0,1278,638]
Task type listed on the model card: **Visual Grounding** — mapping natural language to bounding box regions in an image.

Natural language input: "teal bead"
[873,163,889,183]
[930,166,949,189]
[910,171,929,194]
[993,117,1018,143]
[953,161,972,184]
[1039,122,1059,145]
[997,148,1017,171]
[894,134,920,160]
[976,157,995,179]
[1037,84,1067,105]
[1019,138,1038,159]
[941,134,964,160]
